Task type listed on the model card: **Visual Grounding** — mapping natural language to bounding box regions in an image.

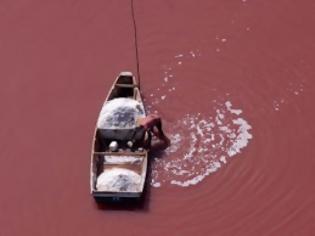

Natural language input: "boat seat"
[115,84,137,88]
[98,129,135,141]
[97,128,147,148]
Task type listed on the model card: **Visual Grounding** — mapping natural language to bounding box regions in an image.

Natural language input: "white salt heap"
[96,168,141,192]
[97,98,145,129]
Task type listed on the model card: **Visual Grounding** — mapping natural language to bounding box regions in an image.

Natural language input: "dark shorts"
[132,126,146,143]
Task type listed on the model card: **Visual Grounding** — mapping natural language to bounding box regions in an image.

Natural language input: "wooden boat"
[90,72,149,200]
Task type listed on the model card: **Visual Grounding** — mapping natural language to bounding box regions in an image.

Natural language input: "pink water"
[0,0,315,235]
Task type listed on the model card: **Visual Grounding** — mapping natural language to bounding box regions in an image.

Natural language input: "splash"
[151,101,253,187]
[145,50,201,112]
[272,81,304,112]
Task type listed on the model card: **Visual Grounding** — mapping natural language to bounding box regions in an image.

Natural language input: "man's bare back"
[137,114,170,149]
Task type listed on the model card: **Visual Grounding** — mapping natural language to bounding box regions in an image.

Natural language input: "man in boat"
[132,114,170,149]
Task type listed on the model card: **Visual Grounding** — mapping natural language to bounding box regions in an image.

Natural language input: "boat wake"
[151,101,253,187]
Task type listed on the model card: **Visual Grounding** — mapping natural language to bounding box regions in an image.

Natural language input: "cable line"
[130,0,141,89]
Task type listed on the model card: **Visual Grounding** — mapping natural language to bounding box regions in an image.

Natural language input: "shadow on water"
[95,193,150,212]
[95,143,168,212]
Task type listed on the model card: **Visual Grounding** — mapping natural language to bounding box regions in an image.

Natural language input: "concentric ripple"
[151,101,253,187]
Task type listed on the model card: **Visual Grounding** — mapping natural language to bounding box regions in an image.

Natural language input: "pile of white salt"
[96,168,142,192]
[97,98,145,129]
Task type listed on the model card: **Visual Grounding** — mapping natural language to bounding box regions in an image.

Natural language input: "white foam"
[220,156,227,164]
[228,118,252,156]
[166,133,182,154]
[152,182,161,188]
[273,100,280,111]
[225,101,242,115]
[151,101,253,188]
[170,161,221,187]
[272,81,305,112]
[175,54,184,58]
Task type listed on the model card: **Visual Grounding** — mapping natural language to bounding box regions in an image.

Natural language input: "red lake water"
[0,0,315,235]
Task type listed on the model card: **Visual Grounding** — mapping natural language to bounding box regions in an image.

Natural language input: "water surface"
[0,0,315,235]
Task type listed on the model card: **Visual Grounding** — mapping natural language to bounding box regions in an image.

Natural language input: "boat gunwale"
[90,72,149,199]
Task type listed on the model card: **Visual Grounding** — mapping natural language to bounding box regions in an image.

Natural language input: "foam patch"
[151,101,253,187]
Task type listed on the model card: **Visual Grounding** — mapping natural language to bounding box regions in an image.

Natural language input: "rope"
[130,0,141,89]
